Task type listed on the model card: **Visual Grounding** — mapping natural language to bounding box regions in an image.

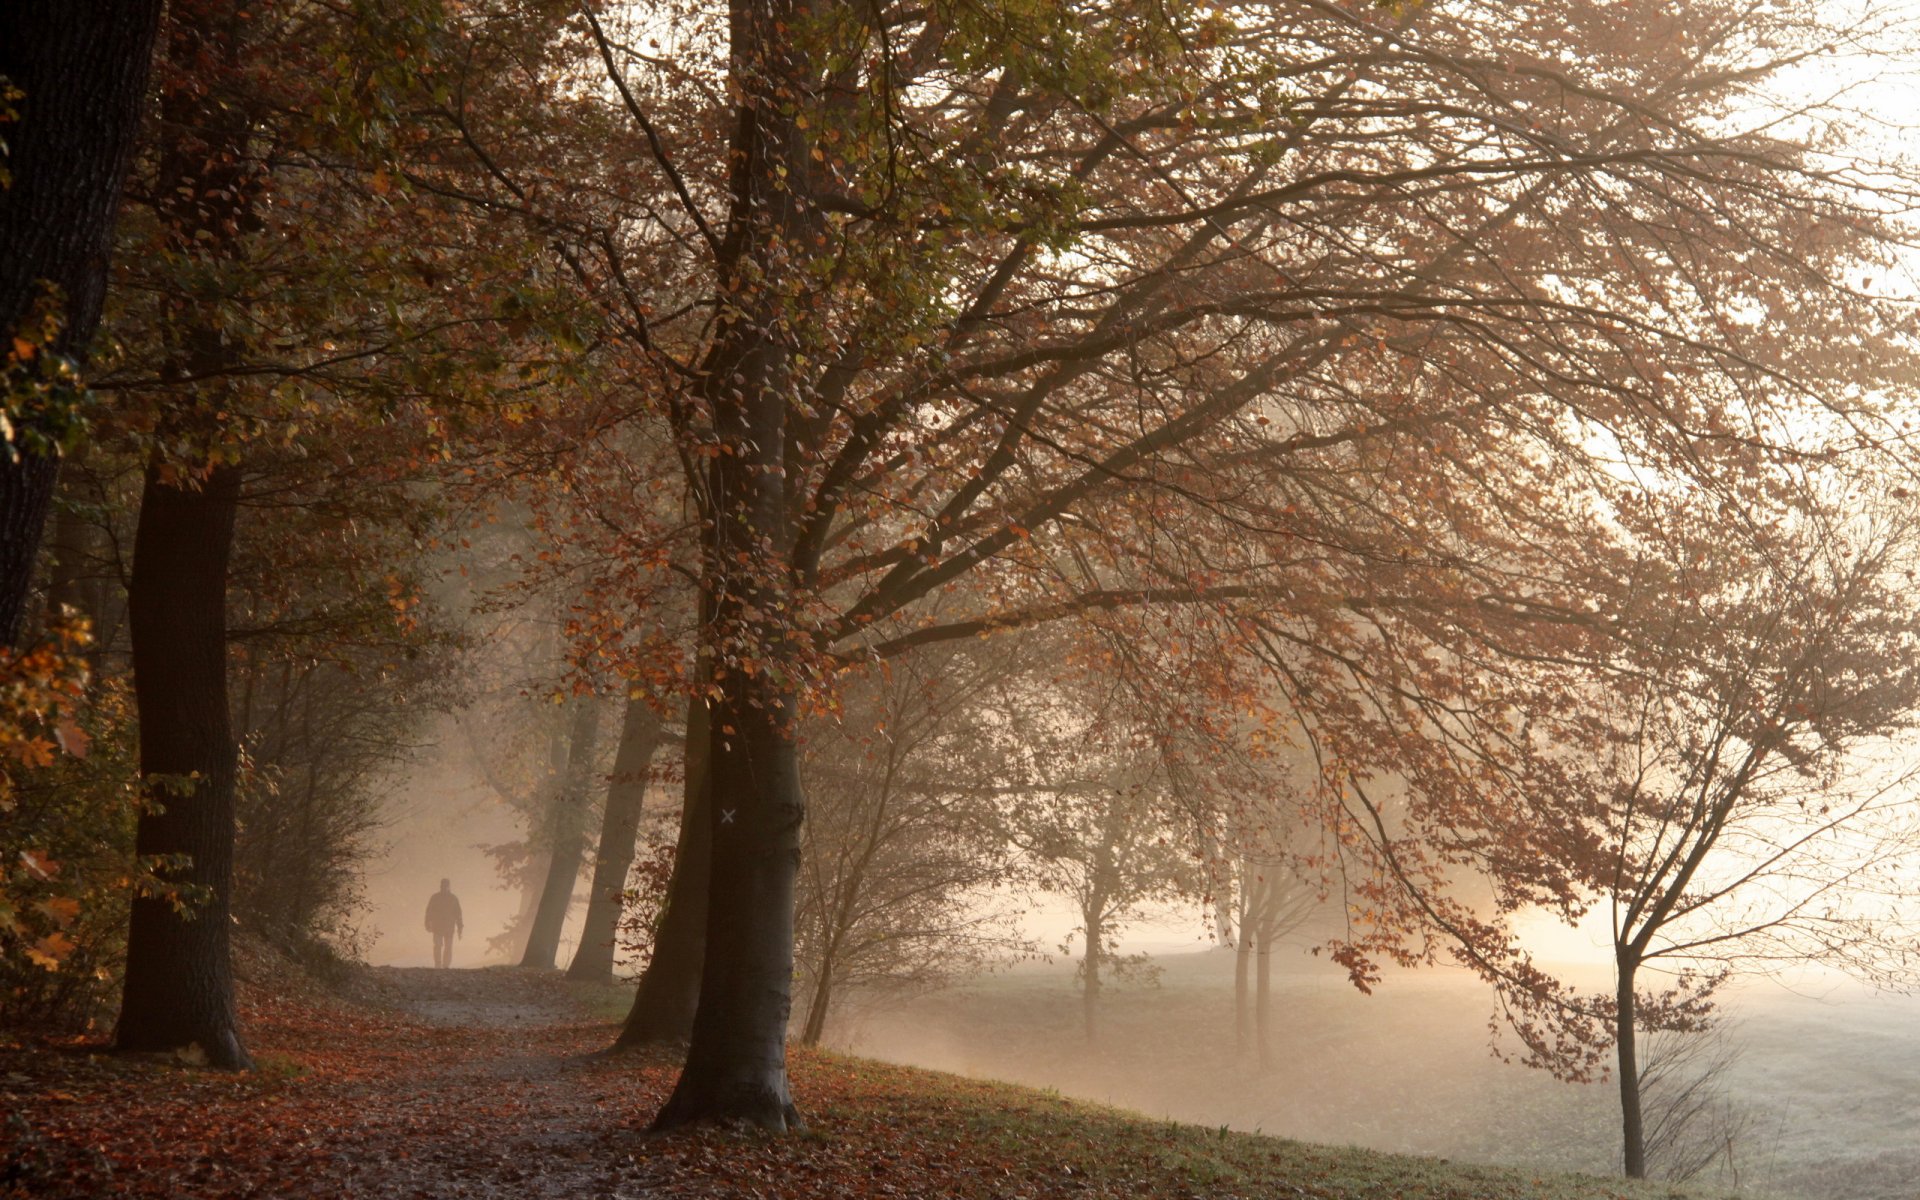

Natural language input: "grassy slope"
[786,1048,1706,1200]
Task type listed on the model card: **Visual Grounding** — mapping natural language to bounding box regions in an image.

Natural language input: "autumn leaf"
[36,895,81,926]
[25,929,75,970]
[54,719,90,759]
[19,848,60,881]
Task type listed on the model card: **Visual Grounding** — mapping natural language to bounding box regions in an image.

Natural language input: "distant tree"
[519,695,606,969]
[1584,511,1920,1179]
[1231,848,1320,1069]
[1346,495,1920,1179]
[567,695,665,983]
[792,644,1028,1046]
[1002,677,1198,1042]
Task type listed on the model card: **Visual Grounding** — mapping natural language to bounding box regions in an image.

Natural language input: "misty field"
[839,950,1920,1200]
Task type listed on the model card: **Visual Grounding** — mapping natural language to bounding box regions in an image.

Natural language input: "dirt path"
[365,965,593,1028]
[2,964,688,1199]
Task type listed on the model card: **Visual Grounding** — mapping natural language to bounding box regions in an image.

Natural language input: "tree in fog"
[518,695,607,969]
[403,0,1920,1128]
[1347,490,1920,1179]
[792,643,1028,1045]
[1228,838,1320,1069]
[1579,504,1920,1179]
[567,695,666,984]
[1003,681,1198,1042]
[91,0,531,1063]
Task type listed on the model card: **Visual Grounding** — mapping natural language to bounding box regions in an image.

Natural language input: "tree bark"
[650,680,805,1130]
[114,463,250,1069]
[647,0,819,1131]
[566,697,661,983]
[0,0,165,646]
[521,698,605,970]
[615,688,712,1046]
[1617,957,1647,1178]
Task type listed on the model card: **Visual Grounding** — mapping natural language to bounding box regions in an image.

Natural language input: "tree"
[518,695,606,969]
[1580,504,1920,1178]
[113,0,266,1068]
[108,0,544,1057]
[567,695,665,983]
[613,686,713,1046]
[0,0,164,645]
[792,643,1027,1045]
[1231,845,1320,1069]
[1012,752,1195,1043]
[411,0,1920,1128]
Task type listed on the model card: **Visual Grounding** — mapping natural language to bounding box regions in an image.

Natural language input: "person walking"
[424,878,463,968]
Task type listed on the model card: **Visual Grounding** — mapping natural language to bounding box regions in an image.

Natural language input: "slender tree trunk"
[41,489,96,629]
[1234,932,1252,1051]
[1082,903,1105,1043]
[616,689,712,1046]
[1234,867,1254,1052]
[114,464,250,1069]
[500,850,549,964]
[799,955,833,1047]
[0,1,164,646]
[566,698,661,983]
[1255,926,1274,1071]
[1617,957,1647,1178]
[521,698,605,970]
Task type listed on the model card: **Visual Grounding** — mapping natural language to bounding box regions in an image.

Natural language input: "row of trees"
[9,0,1920,1181]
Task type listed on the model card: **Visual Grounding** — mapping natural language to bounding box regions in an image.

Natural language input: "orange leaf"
[54,719,90,759]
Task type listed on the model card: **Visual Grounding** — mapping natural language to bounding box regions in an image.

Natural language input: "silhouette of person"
[425,878,463,968]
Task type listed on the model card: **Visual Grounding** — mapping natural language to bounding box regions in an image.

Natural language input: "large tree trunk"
[566,698,661,983]
[114,2,261,1068]
[647,0,819,1132]
[1617,958,1647,1178]
[650,680,805,1130]
[0,1,165,645]
[114,463,250,1069]
[520,698,605,970]
[614,689,711,1046]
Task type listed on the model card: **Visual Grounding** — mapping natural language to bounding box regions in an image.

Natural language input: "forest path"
[366,964,593,1029]
[3,961,686,1199]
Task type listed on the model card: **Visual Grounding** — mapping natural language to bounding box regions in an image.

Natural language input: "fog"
[356,717,571,969]
[835,939,1920,1200]
[351,755,1920,1200]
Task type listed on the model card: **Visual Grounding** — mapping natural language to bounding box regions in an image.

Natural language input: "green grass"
[841,951,1920,1197]
[560,974,636,1022]
[789,1048,1721,1200]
